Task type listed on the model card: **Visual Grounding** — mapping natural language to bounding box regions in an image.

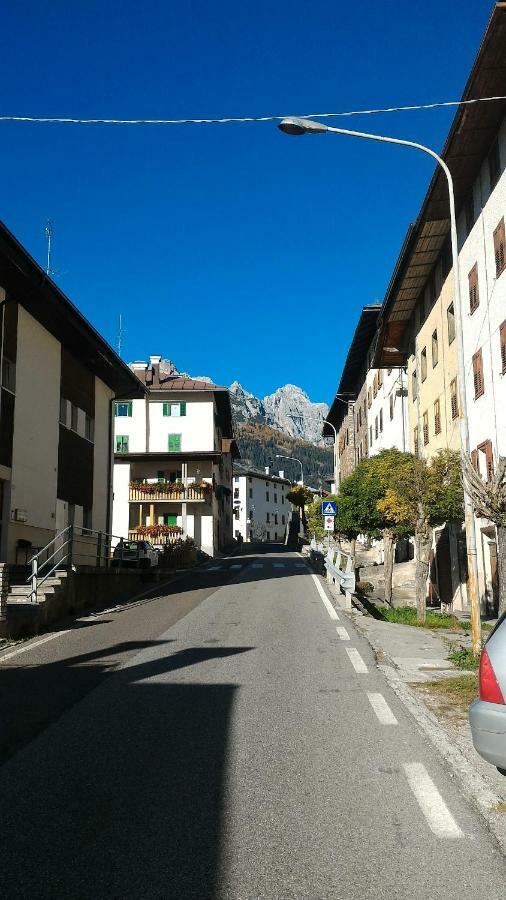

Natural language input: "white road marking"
[345,647,368,673]
[0,630,69,663]
[404,762,463,839]
[273,563,285,568]
[367,692,398,725]
[336,626,350,641]
[208,566,221,571]
[230,564,242,570]
[311,574,339,620]
[295,563,307,568]
[251,563,263,569]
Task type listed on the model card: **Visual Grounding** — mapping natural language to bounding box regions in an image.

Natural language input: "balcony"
[129,527,183,545]
[129,481,212,503]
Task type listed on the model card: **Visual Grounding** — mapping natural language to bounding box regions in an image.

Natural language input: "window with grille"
[450,378,458,420]
[447,303,455,344]
[488,138,501,191]
[412,369,418,400]
[500,320,506,374]
[494,217,505,277]
[434,399,441,435]
[468,264,479,313]
[423,411,429,445]
[421,347,427,382]
[389,394,394,420]
[432,330,438,367]
[472,350,484,399]
[413,426,419,456]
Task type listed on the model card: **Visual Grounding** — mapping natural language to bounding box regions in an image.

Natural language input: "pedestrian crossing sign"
[321,501,337,516]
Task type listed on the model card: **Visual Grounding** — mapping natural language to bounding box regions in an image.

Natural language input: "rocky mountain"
[233,421,333,488]
[229,382,328,445]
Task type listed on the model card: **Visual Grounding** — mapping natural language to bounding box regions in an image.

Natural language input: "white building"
[0,221,143,566]
[366,362,408,458]
[112,356,237,557]
[232,467,291,543]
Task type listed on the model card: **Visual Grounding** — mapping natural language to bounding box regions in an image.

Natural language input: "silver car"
[469,612,506,773]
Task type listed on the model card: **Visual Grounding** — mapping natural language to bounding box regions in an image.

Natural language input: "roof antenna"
[45,219,53,275]
[117,313,124,357]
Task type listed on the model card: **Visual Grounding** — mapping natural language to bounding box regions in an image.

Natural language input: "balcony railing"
[129,528,183,545]
[129,481,212,502]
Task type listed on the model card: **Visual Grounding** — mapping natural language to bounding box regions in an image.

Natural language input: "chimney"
[149,355,162,366]
[147,354,161,386]
[278,470,284,479]
[265,466,270,475]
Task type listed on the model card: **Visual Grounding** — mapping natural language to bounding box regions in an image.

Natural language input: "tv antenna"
[117,313,124,356]
[45,219,53,275]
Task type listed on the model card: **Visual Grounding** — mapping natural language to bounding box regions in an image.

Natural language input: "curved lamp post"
[278,116,481,652]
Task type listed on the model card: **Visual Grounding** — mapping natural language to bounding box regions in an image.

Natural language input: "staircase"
[4,571,69,637]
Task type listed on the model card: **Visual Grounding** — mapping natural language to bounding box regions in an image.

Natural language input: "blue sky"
[0,1,492,402]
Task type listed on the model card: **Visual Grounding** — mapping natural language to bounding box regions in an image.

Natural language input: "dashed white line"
[366,692,398,725]
[0,630,69,663]
[251,563,263,569]
[208,566,221,571]
[295,563,307,568]
[311,574,339,620]
[336,626,350,641]
[404,763,463,839]
[273,563,285,568]
[345,647,368,673]
[230,564,242,570]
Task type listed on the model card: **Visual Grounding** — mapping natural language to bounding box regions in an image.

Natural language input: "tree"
[463,455,506,615]
[286,485,314,530]
[334,462,383,571]
[377,449,463,622]
[307,495,338,540]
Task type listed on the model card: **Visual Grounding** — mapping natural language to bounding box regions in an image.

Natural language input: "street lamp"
[276,454,303,485]
[279,116,481,652]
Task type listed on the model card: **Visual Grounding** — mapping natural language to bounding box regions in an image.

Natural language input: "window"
[421,347,427,382]
[373,374,378,398]
[115,401,132,417]
[389,394,394,420]
[266,492,269,502]
[377,369,383,389]
[168,433,182,451]
[163,401,186,417]
[234,488,239,499]
[478,440,494,481]
[468,264,479,313]
[472,350,484,399]
[85,415,94,442]
[266,512,270,523]
[423,411,429,446]
[379,408,383,433]
[157,471,166,484]
[494,217,505,277]
[447,303,455,344]
[274,494,277,503]
[465,192,475,235]
[367,388,372,409]
[60,396,68,426]
[413,426,419,457]
[1,357,15,393]
[432,329,438,367]
[234,476,239,483]
[500,320,506,374]
[282,515,285,525]
[115,435,129,453]
[346,429,349,446]
[234,506,240,520]
[412,369,418,401]
[434,399,441,436]
[249,487,253,498]
[369,425,373,445]
[274,514,278,525]
[267,532,270,541]
[375,416,378,440]
[488,138,501,191]
[450,378,458,420]
[83,508,92,532]
[70,404,78,432]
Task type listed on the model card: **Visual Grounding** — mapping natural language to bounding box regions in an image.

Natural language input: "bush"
[355,580,374,595]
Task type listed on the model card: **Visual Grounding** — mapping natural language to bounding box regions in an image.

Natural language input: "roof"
[132,358,234,438]
[324,305,381,434]
[374,3,506,367]
[233,466,292,486]
[0,220,144,399]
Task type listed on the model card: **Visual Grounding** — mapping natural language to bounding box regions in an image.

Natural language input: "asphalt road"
[0,544,505,899]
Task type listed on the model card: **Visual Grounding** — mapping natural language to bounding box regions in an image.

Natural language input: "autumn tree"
[463,455,506,615]
[377,449,463,622]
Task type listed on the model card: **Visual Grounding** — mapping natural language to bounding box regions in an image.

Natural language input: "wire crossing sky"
[0,0,496,401]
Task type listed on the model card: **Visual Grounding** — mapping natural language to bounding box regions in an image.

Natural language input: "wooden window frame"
[477,439,494,482]
[432,329,438,367]
[423,411,429,446]
[434,399,441,436]
[413,426,419,457]
[389,393,394,421]
[468,263,479,314]
[420,347,427,383]
[494,217,505,277]
[472,349,484,399]
[450,378,458,420]
[500,320,506,375]
[447,303,455,344]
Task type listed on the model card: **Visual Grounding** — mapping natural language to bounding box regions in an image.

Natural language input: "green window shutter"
[168,433,181,452]
[163,402,171,416]
[127,402,132,417]
[180,401,186,416]
[167,514,177,526]
[116,435,128,453]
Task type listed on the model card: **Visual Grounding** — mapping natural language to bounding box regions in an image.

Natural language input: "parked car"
[469,612,506,773]
[112,540,159,569]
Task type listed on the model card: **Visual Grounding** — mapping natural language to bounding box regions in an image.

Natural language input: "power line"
[0,96,505,128]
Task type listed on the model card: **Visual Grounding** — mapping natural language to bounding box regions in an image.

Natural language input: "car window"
[122,541,139,551]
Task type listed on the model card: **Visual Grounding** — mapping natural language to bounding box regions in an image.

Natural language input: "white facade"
[233,470,291,543]
[366,364,408,458]
[112,363,234,557]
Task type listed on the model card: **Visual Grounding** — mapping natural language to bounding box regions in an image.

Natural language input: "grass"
[414,673,478,718]
[448,647,480,670]
[376,605,492,634]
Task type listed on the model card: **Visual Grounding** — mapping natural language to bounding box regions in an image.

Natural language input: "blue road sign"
[321,501,337,516]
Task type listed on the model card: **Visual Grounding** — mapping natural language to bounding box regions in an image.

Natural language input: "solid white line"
[336,626,350,641]
[345,647,368,673]
[404,762,463,839]
[0,630,69,663]
[367,692,398,725]
[311,574,339,620]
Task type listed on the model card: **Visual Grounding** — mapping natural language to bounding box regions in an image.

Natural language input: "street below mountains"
[1,545,505,899]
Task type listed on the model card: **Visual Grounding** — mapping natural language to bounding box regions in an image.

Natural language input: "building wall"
[93,377,115,534]
[337,405,355,484]
[233,473,290,542]
[354,376,369,465]
[367,366,408,458]
[113,394,215,454]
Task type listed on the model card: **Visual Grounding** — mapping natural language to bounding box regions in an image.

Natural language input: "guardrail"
[310,538,355,594]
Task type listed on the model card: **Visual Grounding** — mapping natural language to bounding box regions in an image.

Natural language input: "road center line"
[311,574,339,620]
[273,563,285,568]
[251,563,263,569]
[0,630,69,663]
[336,626,350,641]
[345,647,368,673]
[404,762,463,839]
[366,692,398,725]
